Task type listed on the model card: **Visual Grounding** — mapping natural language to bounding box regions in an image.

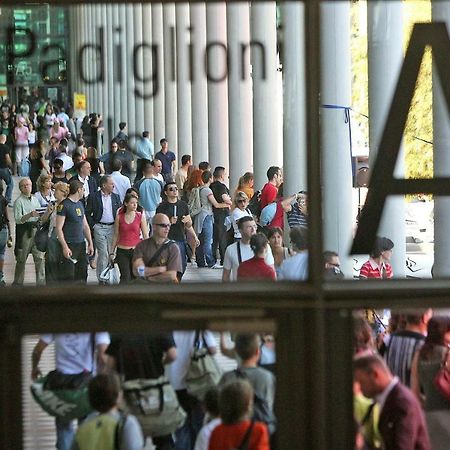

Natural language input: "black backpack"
[234,369,276,434]
[247,190,262,219]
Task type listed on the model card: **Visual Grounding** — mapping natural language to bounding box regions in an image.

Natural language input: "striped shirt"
[287,203,308,228]
[385,330,425,386]
[359,258,393,279]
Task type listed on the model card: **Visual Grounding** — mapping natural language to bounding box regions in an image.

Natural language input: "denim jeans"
[0,168,13,203]
[55,418,75,450]
[174,390,204,450]
[195,215,215,267]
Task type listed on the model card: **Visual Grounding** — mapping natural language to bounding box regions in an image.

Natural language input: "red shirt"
[117,210,143,248]
[359,258,393,279]
[268,200,284,229]
[208,421,269,450]
[260,183,278,210]
[237,257,276,281]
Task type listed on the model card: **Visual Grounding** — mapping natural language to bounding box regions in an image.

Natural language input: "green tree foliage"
[351,0,433,180]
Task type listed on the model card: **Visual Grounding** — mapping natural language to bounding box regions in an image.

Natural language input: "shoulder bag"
[185,330,222,401]
[30,334,95,420]
[34,219,50,252]
[120,339,186,437]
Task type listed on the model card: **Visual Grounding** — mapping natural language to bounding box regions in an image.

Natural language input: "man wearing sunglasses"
[132,213,182,283]
[156,182,199,279]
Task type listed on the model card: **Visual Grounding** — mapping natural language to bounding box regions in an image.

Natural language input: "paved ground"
[2,175,223,286]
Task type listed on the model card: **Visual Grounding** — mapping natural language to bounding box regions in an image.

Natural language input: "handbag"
[185,331,223,401]
[433,347,450,402]
[30,334,95,421]
[122,377,186,437]
[119,340,186,437]
[34,220,50,252]
[99,262,120,284]
[30,373,93,421]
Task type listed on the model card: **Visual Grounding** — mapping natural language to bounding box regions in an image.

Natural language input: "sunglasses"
[168,187,178,192]
[154,223,171,228]
[237,199,247,203]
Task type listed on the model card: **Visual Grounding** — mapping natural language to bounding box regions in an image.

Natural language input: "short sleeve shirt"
[155,150,176,175]
[200,186,213,215]
[40,332,110,375]
[260,183,278,210]
[224,242,274,281]
[57,198,85,243]
[132,237,182,273]
[156,200,189,242]
[210,181,230,221]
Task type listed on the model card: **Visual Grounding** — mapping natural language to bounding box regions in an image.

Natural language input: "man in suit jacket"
[70,160,98,206]
[86,175,122,283]
[353,353,430,450]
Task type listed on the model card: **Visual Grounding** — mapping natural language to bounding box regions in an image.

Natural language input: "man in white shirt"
[111,158,131,202]
[278,226,308,281]
[222,216,274,282]
[168,330,217,450]
[134,130,154,184]
[31,332,111,450]
[58,141,74,172]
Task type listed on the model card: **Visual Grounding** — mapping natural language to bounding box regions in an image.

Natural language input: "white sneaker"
[210,263,223,269]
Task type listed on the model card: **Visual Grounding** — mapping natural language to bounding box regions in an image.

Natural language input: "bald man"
[132,213,182,283]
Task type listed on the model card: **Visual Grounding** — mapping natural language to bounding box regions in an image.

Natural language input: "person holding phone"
[281,190,308,229]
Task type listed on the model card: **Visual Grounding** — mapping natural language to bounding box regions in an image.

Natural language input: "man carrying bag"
[30,332,110,450]
[105,333,185,450]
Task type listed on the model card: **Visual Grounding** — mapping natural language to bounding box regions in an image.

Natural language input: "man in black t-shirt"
[210,167,232,266]
[0,134,13,203]
[156,182,199,279]
[56,179,94,283]
[105,333,177,450]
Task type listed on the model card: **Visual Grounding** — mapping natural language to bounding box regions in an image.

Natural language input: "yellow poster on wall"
[73,92,86,119]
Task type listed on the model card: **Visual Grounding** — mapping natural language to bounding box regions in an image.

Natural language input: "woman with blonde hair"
[35,173,55,207]
[230,191,251,241]
[234,172,254,200]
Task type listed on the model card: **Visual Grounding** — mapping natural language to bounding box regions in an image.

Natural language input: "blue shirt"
[135,137,154,160]
[139,178,162,213]
[277,252,308,281]
[155,150,176,175]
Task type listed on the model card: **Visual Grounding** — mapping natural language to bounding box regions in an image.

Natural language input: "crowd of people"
[0,98,320,287]
[2,99,448,450]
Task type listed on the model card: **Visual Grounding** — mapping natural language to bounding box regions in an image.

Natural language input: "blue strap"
[321,104,354,178]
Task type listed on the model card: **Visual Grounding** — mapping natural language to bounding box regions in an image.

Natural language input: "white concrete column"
[163,4,178,157]
[111,5,123,141]
[95,6,104,121]
[432,1,450,277]
[134,3,145,138]
[84,5,93,113]
[206,3,229,169]
[90,4,101,115]
[125,5,136,139]
[118,4,128,133]
[190,3,209,164]
[321,1,353,276]
[281,2,307,198]
[176,4,192,159]
[367,1,405,277]
[250,2,279,189]
[142,4,154,140]
[152,3,165,143]
[68,8,78,97]
[227,2,253,192]
[104,4,114,152]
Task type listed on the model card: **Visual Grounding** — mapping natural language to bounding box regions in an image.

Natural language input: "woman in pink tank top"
[110,193,149,283]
